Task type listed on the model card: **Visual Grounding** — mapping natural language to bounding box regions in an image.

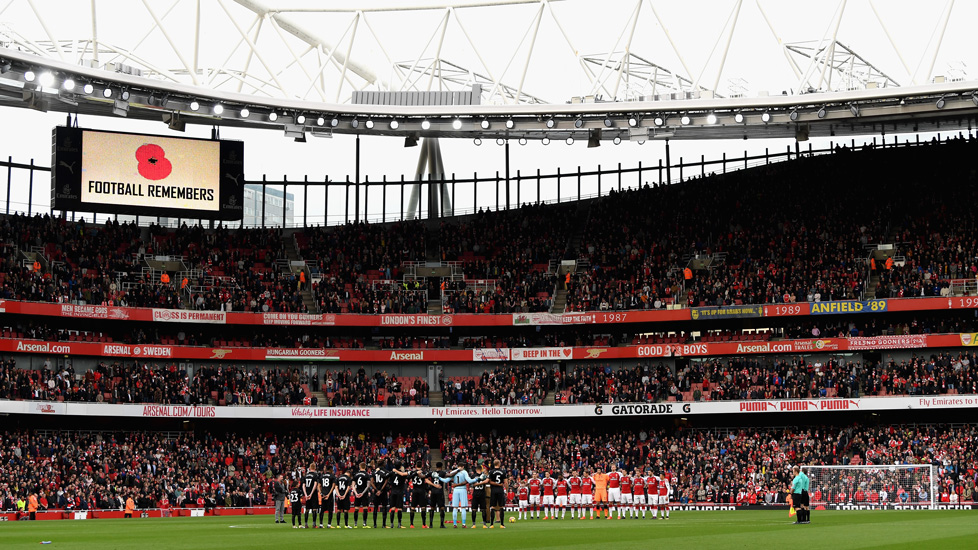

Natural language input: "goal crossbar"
[801,464,935,509]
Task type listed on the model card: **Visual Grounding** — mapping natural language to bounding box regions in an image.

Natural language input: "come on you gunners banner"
[0,395,976,420]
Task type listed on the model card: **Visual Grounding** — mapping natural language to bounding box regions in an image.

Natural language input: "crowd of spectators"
[442,365,554,406]
[321,367,429,407]
[0,429,430,512]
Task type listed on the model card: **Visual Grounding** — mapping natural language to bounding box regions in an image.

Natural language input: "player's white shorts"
[634,495,646,505]
[555,495,568,507]
[608,488,621,502]
[529,494,541,505]
[648,494,659,505]
[658,493,668,505]
[542,495,555,506]
[582,494,593,504]
[620,493,633,504]
[518,499,528,509]
[569,494,581,505]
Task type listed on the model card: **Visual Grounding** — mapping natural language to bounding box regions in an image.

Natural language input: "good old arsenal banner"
[0,333,965,363]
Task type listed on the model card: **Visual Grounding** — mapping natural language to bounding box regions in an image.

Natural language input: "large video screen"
[52,127,244,220]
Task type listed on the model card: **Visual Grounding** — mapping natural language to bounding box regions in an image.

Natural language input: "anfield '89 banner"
[2,395,975,420]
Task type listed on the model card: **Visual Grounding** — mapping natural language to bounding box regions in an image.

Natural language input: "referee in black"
[790,466,811,524]
[487,459,508,528]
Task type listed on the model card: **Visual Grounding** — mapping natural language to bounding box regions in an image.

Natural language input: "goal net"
[802,465,935,509]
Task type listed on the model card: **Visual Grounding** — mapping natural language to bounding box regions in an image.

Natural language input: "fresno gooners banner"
[2,296,978,328]
[1,394,976,420]
[0,334,959,363]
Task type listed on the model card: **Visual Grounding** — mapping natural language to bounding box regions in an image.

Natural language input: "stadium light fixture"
[0,60,10,73]
[421,119,431,130]
[365,119,375,129]
[481,119,490,130]
[574,117,584,128]
[628,116,639,127]
[612,136,622,145]
[789,109,799,121]
[506,119,515,129]
[936,96,946,109]
[680,115,691,125]
[389,119,399,130]
[637,140,646,145]
[473,138,482,146]
[269,111,279,122]
[330,118,339,127]
[817,106,826,119]
[706,113,718,125]
[496,138,505,146]
[604,118,614,128]
[316,116,325,126]
[734,112,744,123]
[541,137,550,145]
[240,108,250,118]
[565,137,574,145]
[452,118,462,130]
[82,83,94,95]
[296,114,306,124]
[518,137,528,146]
[62,78,75,91]
[189,100,200,111]
[213,104,224,115]
[761,112,771,123]
[23,70,35,82]
[546,117,556,128]
[653,116,665,126]
[120,89,131,101]
[350,118,358,128]
[849,103,859,117]
[38,72,54,88]
[102,87,112,98]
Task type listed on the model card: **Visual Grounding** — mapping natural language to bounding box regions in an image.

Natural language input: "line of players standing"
[518,468,672,520]
[284,460,672,530]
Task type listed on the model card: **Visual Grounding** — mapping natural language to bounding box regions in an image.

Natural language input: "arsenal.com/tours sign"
[1,395,975,420]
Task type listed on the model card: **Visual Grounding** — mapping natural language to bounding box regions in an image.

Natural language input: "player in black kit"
[409,462,429,528]
[335,468,352,528]
[319,466,336,528]
[301,464,320,528]
[487,459,508,528]
[368,460,391,528]
[426,461,448,528]
[352,462,371,528]
[289,482,302,528]
[389,460,409,528]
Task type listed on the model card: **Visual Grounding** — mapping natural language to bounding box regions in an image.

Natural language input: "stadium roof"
[0,0,976,141]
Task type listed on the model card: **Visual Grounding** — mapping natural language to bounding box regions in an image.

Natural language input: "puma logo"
[225,173,242,185]
[59,160,76,174]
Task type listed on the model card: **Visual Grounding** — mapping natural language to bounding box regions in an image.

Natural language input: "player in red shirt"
[556,475,569,518]
[607,469,622,519]
[619,474,633,519]
[658,474,672,519]
[541,473,557,520]
[645,472,660,519]
[632,471,647,518]
[528,474,542,519]
[581,471,595,519]
[517,484,529,520]
[568,470,583,519]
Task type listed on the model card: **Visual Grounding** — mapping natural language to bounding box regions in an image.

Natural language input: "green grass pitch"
[3,510,977,549]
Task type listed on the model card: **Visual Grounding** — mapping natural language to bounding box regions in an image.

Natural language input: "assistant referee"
[790,466,810,524]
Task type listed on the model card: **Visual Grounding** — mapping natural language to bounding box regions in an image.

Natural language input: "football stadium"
[0,1,977,549]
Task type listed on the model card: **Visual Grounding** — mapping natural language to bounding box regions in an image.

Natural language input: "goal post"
[801,465,935,509]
